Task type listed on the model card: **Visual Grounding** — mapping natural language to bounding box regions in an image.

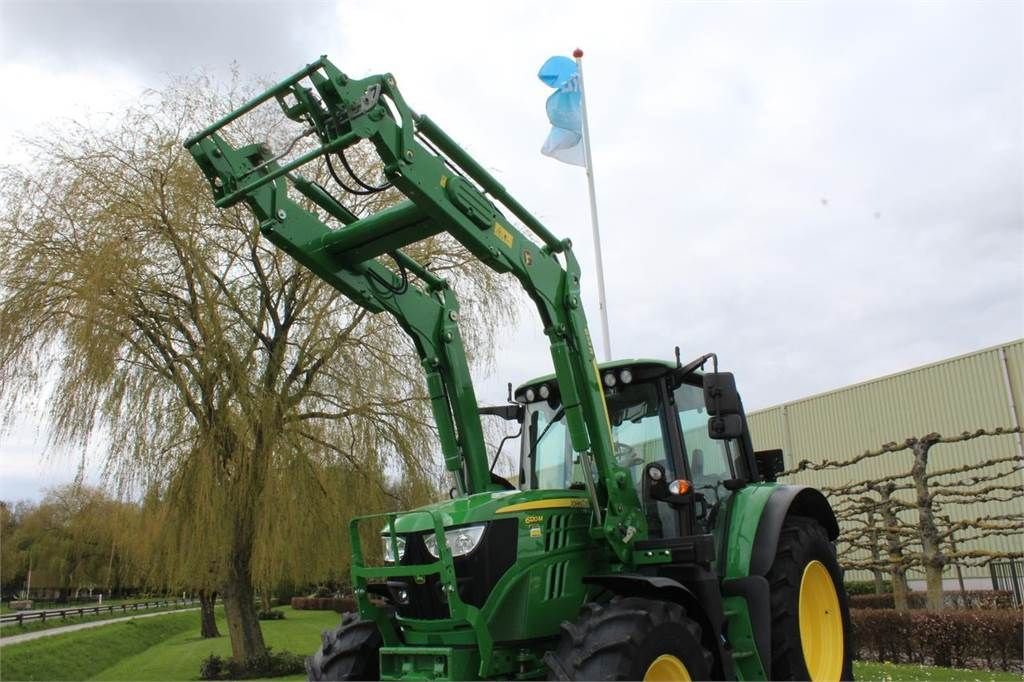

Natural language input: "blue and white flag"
[538,56,585,167]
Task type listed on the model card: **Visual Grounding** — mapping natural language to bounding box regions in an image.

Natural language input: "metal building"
[747,339,1024,588]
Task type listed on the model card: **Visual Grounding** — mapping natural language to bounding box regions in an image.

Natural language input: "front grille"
[387,518,518,620]
[544,514,570,552]
[544,560,568,600]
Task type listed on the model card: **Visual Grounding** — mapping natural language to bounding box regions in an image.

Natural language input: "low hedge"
[290,596,356,612]
[848,590,1014,610]
[844,580,892,596]
[851,608,1022,671]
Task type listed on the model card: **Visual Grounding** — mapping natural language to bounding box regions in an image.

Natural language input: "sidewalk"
[0,607,198,647]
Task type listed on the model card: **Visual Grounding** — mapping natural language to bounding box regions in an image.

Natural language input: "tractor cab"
[513,358,757,544]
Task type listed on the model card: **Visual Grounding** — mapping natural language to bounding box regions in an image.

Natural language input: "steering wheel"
[614,441,644,467]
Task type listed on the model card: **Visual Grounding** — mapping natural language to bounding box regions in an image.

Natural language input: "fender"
[751,485,839,576]
[718,484,839,679]
[584,573,704,616]
[582,573,730,677]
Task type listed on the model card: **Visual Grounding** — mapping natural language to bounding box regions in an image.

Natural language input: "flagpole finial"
[573,48,584,58]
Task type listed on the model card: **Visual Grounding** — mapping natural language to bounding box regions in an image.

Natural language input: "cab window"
[673,380,742,507]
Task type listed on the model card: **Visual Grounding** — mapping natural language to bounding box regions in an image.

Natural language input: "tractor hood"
[386,489,591,534]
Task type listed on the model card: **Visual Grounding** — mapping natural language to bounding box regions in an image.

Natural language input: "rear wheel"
[545,597,713,681]
[766,515,853,681]
[306,612,381,681]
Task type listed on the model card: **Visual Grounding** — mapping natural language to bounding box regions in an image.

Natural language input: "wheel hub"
[798,559,844,680]
[643,654,692,681]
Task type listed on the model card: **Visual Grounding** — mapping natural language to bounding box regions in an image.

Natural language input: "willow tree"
[0,75,513,663]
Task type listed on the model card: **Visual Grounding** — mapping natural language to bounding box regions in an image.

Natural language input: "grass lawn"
[1,610,198,681]
[4,607,1018,682]
[853,661,1021,681]
[91,607,339,681]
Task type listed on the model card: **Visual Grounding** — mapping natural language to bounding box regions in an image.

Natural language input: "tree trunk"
[910,435,945,610]
[221,526,267,664]
[866,508,886,594]
[199,589,220,638]
[891,569,910,611]
[878,484,910,611]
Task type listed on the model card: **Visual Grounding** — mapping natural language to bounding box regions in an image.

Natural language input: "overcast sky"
[1,0,1021,501]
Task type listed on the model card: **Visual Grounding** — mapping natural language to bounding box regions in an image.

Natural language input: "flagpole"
[573,48,612,361]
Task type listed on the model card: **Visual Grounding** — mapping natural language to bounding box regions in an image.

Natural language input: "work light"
[423,524,486,558]
[381,535,406,562]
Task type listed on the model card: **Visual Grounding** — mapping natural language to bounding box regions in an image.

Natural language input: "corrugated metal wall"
[748,340,1024,581]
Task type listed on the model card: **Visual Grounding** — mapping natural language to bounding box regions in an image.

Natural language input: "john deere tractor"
[186,56,853,681]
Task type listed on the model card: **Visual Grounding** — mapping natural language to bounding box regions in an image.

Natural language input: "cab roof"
[515,358,677,394]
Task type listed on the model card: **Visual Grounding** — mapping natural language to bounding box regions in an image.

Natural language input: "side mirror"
[755,449,785,482]
[703,372,741,415]
[478,404,524,422]
[708,414,743,440]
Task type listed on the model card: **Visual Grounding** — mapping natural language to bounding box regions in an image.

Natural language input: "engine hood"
[386,489,590,534]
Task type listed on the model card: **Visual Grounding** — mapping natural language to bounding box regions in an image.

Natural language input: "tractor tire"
[766,515,854,681]
[544,597,713,681]
[306,612,382,681]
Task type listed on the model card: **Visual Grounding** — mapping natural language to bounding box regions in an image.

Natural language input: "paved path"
[0,607,199,647]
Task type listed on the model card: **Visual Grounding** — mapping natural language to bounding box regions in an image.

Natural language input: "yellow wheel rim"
[798,560,845,681]
[643,654,692,681]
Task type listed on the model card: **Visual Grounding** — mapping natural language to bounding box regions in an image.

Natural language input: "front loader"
[186,56,853,681]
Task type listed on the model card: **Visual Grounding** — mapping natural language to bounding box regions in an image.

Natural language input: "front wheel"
[545,597,713,681]
[766,515,854,681]
[306,612,381,681]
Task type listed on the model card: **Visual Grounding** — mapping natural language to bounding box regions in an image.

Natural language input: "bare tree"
[789,427,1023,610]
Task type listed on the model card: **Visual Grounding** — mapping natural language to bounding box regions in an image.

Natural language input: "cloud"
[0,0,337,78]
[1,1,1021,497]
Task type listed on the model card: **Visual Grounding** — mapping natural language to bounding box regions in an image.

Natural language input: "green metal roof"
[515,358,676,393]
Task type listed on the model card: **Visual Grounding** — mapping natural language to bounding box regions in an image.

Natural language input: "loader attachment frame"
[184,56,645,560]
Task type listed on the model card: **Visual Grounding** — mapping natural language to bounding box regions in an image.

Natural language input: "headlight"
[423,525,486,559]
[382,535,406,563]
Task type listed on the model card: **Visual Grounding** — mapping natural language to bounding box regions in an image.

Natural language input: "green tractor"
[186,56,853,681]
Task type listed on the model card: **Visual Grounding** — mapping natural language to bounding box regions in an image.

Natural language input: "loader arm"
[184,56,644,560]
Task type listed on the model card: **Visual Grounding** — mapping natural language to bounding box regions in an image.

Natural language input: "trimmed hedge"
[290,596,356,612]
[851,608,1022,671]
[848,590,1014,610]
[844,580,892,596]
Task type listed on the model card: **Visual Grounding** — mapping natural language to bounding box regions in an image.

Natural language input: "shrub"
[290,596,356,612]
[848,589,1014,610]
[851,608,1023,671]
[198,649,305,680]
[257,609,285,620]
[199,654,224,680]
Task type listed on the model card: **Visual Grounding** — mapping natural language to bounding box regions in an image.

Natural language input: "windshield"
[521,381,675,491]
